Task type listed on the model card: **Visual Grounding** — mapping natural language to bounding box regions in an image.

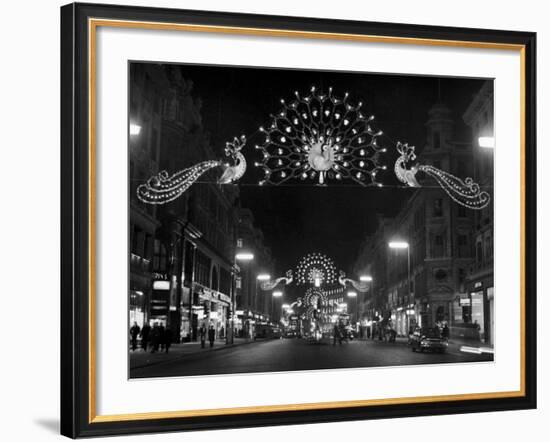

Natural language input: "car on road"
[283,330,298,338]
[409,327,448,353]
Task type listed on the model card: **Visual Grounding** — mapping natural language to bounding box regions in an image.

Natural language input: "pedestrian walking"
[129,321,140,351]
[208,324,215,348]
[199,323,207,348]
[164,326,173,353]
[333,323,342,345]
[159,324,165,352]
[150,322,160,353]
[442,324,450,340]
[140,322,151,352]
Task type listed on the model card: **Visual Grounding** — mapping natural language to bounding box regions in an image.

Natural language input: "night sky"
[150,62,486,275]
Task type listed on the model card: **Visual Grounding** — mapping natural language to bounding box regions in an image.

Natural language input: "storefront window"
[471,291,484,340]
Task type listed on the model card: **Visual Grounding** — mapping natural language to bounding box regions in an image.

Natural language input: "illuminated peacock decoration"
[254,86,387,186]
[394,142,490,209]
[295,252,337,286]
[136,135,246,204]
[136,86,490,210]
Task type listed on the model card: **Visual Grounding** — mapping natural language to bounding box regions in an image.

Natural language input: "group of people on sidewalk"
[198,322,217,348]
[130,321,227,354]
[129,321,173,353]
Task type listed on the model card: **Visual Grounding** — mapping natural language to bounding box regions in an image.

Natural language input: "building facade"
[352,100,483,339]
[129,64,244,343]
[235,208,276,337]
[463,81,495,344]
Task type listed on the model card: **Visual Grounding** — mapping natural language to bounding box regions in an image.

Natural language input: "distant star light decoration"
[255,86,387,186]
[394,142,490,209]
[136,135,246,204]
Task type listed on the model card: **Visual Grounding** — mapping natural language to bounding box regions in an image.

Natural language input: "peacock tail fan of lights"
[255,86,388,187]
[394,142,491,210]
[295,252,338,286]
[137,135,247,205]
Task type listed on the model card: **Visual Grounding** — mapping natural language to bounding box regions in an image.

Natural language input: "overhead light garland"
[136,86,490,211]
[338,271,370,292]
[394,142,490,209]
[260,270,293,291]
[136,135,246,204]
[255,86,387,187]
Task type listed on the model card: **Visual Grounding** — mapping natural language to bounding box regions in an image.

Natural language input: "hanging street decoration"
[394,142,490,209]
[136,135,247,204]
[338,271,370,292]
[260,270,293,291]
[255,86,387,186]
[136,86,491,210]
[304,287,328,308]
[295,252,337,286]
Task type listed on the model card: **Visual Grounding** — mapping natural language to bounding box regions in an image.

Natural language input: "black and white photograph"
[128,62,495,379]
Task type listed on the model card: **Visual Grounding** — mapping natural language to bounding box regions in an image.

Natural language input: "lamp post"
[233,252,254,344]
[256,273,270,321]
[129,122,142,136]
[272,290,283,323]
[347,291,357,326]
[388,241,411,334]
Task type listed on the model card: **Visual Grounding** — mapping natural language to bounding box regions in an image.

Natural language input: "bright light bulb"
[478,136,495,149]
[388,241,409,249]
[129,123,141,136]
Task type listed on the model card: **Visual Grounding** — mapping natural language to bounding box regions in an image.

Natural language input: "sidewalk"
[130,337,258,370]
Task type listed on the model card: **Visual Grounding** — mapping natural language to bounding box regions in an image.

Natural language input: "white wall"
[0,0,546,440]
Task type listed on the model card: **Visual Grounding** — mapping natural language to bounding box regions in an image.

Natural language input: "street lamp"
[272,291,283,323]
[389,240,412,333]
[478,136,495,149]
[347,291,358,325]
[255,274,270,322]
[129,123,141,136]
[231,251,255,344]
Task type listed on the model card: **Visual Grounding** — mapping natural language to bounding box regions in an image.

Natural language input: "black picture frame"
[61,2,537,438]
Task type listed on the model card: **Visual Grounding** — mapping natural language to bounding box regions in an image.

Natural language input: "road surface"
[130,338,493,378]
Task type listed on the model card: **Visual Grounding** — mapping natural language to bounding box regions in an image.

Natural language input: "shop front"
[193,283,232,341]
[466,278,494,345]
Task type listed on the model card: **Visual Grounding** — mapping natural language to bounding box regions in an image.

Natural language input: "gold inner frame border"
[87,17,527,424]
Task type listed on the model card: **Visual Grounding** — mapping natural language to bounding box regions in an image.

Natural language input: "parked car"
[409,327,448,353]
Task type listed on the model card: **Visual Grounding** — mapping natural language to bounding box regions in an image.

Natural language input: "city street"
[130,338,493,378]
